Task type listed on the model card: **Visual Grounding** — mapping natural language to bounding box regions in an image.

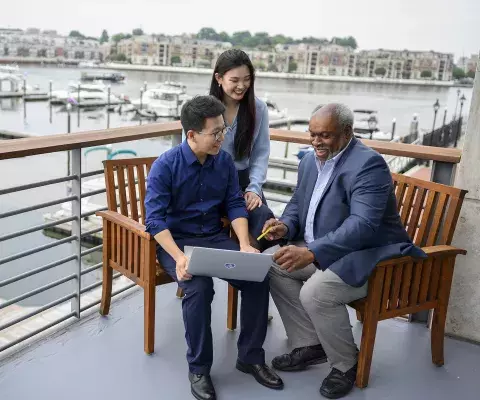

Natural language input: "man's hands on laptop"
[176,254,192,281]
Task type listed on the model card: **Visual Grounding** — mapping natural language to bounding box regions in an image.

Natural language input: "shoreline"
[0,57,466,88]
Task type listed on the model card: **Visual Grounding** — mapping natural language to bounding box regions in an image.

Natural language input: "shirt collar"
[181,140,216,167]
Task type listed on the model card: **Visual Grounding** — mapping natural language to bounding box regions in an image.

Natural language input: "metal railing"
[0,121,463,355]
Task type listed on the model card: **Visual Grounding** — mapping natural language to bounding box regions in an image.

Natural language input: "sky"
[1,0,479,59]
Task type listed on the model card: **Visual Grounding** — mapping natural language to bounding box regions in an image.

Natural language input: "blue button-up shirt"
[145,141,248,239]
[304,140,351,244]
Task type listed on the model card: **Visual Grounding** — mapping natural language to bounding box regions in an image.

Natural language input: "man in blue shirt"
[145,95,283,400]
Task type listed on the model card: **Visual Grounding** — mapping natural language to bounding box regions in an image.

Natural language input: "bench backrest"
[391,172,467,247]
[103,157,157,224]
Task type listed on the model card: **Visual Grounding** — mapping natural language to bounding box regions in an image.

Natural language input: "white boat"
[130,81,191,118]
[50,81,124,106]
[352,109,393,140]
[0,64,20,75]
[261,94,288,120]
[78,61,98,68]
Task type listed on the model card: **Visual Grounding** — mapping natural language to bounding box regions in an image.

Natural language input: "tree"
[69,30,85,39]
[171,56,181,65]
[420,70,432,78]
[197,27,219,41]
[218,31,230,42]
[100,30,109,44]
[231,31,252,46]
[288,61,298,73]
[132,28,144,36]
[113,53,127,62]
[267,63,278,72]
[467,70,476,79]
[374,67,386,76]
[452,67,466,80]
[331,36,358,49]
[111,33,132,43]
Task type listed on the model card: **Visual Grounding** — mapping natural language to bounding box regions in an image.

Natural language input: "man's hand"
[240,244,260,254]
[273,245,315,273]
[262,218,288,241]
[175,254,192,281]
[244,191,262,211]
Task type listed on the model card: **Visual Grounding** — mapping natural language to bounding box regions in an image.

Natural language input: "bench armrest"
[96,210,152,240]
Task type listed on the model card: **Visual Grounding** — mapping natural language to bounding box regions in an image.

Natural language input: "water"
[0,66,474,311]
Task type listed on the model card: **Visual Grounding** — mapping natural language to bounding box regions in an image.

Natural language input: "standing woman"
[210,49,274,249]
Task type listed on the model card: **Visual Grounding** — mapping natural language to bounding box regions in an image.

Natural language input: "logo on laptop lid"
[224,263,236,269]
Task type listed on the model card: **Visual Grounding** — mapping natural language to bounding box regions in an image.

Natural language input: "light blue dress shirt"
[304,139,352,244]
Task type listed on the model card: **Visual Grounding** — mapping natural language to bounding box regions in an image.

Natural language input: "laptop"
[184,246,273,282]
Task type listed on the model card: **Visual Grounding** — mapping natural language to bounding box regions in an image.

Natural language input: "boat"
[78,61,99,69]
[129,81,191,118]
[0,64,20,75]
[261,94,288,120]
[50,81,124,107]
[81,72,125,83]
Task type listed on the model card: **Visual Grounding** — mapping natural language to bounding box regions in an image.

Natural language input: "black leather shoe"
[319,365,357,399]
[272,344,327,371]
[236,360,284,390]
[188,372,216,400]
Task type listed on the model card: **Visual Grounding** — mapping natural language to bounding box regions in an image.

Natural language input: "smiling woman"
[209,49,277,249]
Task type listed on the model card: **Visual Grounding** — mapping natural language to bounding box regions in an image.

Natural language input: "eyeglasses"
[198,126,227,141]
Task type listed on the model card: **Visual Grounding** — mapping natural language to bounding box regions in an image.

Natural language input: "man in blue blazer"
[262,104,425,399]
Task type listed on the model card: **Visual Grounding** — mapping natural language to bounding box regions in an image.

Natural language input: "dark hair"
[180,95,226,133]
[209,49,256,160]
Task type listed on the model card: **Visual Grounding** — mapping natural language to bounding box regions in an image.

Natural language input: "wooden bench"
[96,157,238,354]
[227,172,467,388]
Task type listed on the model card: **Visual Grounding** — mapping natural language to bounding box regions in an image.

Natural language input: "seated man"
[262,103,425,399]
[145,95,283,400]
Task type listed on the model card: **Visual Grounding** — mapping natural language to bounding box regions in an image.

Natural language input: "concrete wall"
[447,61,480,342]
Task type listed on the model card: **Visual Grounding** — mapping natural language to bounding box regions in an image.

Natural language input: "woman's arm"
[246,102,270,196]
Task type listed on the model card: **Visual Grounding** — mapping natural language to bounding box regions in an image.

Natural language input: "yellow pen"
[256,227,273,241]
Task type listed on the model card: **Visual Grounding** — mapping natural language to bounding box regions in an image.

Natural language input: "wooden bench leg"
[176,286,184,299]
[227,285,238,330]
[356,270,384,388]
[99,262,113,316]
[431,257,455,366]
[144,281,156,354]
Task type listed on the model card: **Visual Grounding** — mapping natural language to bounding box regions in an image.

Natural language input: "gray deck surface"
[1,280,479,400]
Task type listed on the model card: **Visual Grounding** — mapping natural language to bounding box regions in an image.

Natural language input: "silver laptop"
[184,246,273,282]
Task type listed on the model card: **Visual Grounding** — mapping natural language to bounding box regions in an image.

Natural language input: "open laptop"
[184,246,273,282]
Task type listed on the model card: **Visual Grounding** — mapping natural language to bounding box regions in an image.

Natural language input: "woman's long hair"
[209,49,256,160]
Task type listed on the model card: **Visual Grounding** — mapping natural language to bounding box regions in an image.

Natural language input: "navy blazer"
[280,137,426,287]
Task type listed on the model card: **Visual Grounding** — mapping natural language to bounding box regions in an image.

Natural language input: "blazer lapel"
[302,155,319,221]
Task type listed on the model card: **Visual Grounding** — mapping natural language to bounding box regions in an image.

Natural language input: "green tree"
[267,63,278,72]
[197,27,219,41]
[111,33,132,43]
[420,70,432,78]
[113,53,127,62]
[288,61,298,73]
[331,36,358,49]
[375,67,386,76]
[218,31,230,42]
[467,70,476,79]
[452,67,466,80]
[171,55,181,65]
[69,30,85,39]
[231,31,252,46]
[132,28,144,36]
[100,29,109,44]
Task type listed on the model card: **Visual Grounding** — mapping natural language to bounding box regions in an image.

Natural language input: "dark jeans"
[157,232,270,375]
[237,168,282,251]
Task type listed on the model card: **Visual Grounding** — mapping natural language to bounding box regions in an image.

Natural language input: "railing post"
[71,148,82,318]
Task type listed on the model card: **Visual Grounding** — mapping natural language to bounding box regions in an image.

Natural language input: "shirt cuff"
[145,221,168,238]
[227,207,248,222]
[245,182,261,197]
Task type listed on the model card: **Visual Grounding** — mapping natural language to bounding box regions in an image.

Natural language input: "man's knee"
[183,276,215,301]
[299,278,337,311]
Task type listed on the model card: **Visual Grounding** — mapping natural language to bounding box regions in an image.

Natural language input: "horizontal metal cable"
[80,272,121,294]
[0,293,76,332]
[0,255,77,288]
[80,187,106,198]
[0,235,77,266]
[81,206,107,218]
[0,216,76,242]
[80,245,103,258]
[0,273,77,310]
[81,169,104,179]
[0,312,77,353]
[0,195,77,219]
[0,175,76,196]
[81,227,102,238]
[80,262,103,276]
[80,282,136,313]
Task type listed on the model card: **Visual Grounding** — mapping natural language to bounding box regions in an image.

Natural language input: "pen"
[256,227,273,241]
